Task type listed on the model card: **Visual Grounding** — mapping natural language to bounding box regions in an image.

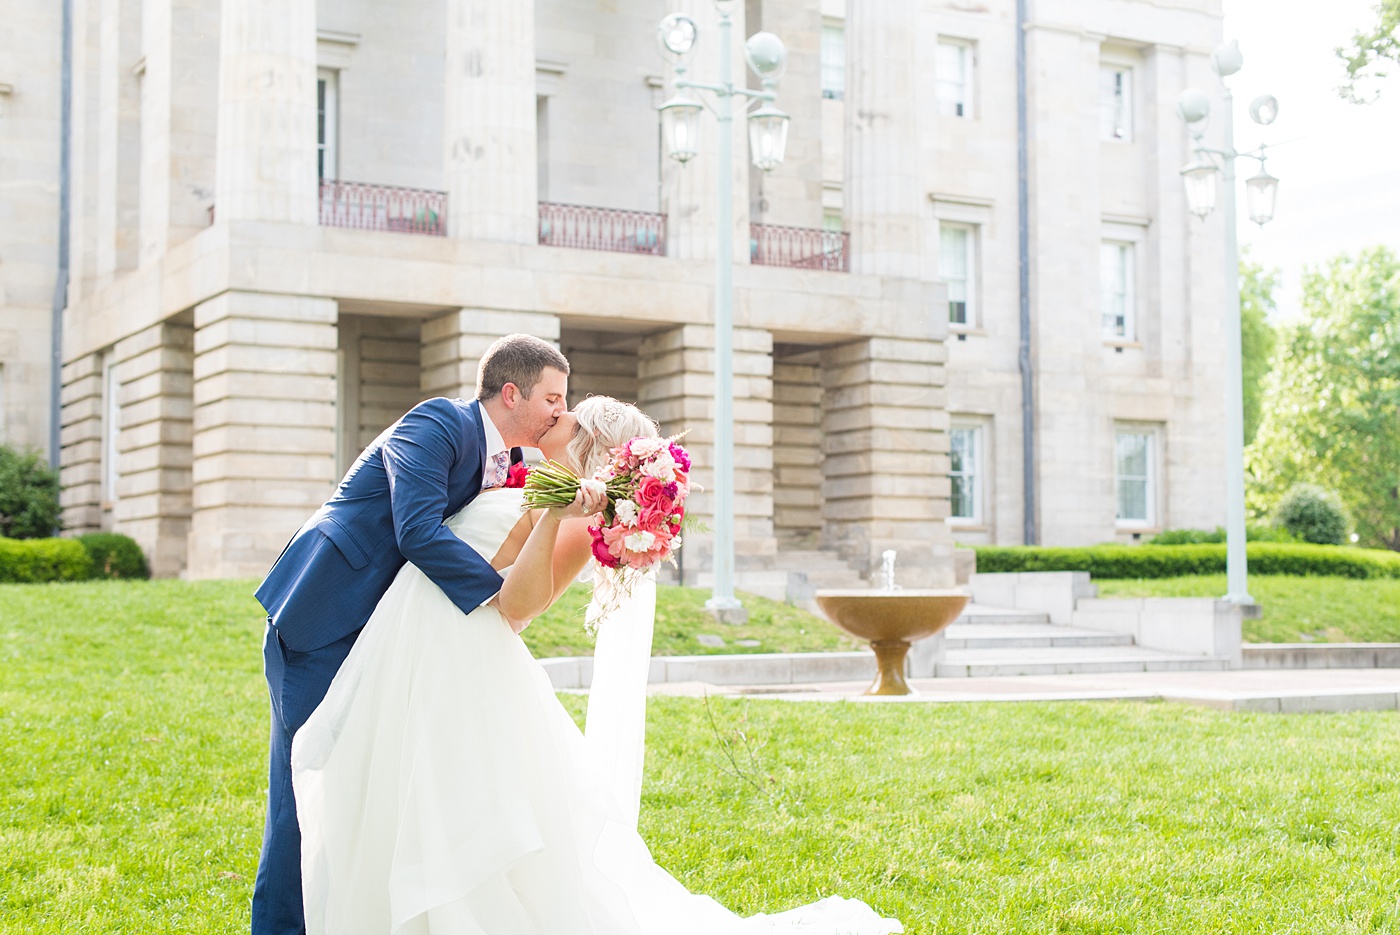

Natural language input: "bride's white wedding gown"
[291,489,903,935]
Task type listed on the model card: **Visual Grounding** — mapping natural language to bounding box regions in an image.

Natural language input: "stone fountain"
[815,551,969,696]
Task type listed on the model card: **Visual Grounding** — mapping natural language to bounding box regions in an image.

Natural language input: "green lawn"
[4,579,1400,933]
[1096,574,1400,643]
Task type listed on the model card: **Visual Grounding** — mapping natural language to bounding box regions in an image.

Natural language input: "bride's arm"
[492,489,603,633]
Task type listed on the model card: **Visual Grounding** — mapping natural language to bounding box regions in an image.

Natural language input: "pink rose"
[635,475,670,511]
[590,527,620,567]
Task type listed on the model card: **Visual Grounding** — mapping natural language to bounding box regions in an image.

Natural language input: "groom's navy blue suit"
[251,396,518,935]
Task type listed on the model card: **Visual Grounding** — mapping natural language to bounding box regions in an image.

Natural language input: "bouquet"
[522,434,693,572]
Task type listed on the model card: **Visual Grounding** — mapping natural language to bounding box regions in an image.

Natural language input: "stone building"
[4,0,1229,587]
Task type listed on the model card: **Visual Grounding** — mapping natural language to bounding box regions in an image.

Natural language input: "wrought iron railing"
[750,223,849,272]
[319,180,447,236]
[538,201,666,257]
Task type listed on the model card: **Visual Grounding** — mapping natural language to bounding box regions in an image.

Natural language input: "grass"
[1096,574,1400,643]
[4,579,1400,933]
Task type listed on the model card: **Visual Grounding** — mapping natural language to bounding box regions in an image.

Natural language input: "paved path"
[636,668,1400,713]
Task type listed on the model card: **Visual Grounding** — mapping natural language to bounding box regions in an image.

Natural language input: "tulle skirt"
[291,562,903,935]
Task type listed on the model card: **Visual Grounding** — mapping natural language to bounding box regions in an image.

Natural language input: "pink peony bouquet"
[522,434,693,573]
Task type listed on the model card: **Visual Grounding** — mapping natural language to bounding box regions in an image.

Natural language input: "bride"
[291,396,903,935]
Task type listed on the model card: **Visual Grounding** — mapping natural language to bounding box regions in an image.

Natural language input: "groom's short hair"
[476,334,570,401]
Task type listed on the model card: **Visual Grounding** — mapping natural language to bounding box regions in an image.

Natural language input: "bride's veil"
[582,566,657,832]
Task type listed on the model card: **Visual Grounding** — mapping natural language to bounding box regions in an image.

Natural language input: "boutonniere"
[503,462,531,489]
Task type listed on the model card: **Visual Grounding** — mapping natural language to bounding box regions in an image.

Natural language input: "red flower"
[589,527,619,567]
[504,462,530,489]
[635,475,671,511]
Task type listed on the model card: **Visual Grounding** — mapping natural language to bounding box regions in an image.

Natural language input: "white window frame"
[101,352,119,508]
[948,422,985,526]
[317,67,339,180]
[1114,425,1159,528]
[1098,64,1133,142]
[940,221,978,329]
[821,20,845,100]
[936,38,975,119]
[1100,240,1136,341]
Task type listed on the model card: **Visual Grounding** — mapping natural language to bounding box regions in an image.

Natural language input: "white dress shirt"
[480,402,508,478]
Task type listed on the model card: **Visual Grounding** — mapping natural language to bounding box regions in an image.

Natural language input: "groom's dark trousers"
[250,397,518,935]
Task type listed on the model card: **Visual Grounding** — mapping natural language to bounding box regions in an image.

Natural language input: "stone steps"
[935,646,1230,678]
[942,622,1135,649]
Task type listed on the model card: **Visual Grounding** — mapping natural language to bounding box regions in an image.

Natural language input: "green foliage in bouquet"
[78,533,151,580]
[1273,484,1351,546]
[0,445,61,539]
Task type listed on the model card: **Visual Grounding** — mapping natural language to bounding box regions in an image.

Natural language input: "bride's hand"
[548,480,607,522]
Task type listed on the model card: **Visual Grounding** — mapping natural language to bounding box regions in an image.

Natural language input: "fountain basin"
[814,589,970,695]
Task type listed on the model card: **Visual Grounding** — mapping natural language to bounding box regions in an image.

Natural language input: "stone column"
[141,0,220,261]
[420,309,561,400]
[843,0,922,278]
[820,337,953,587]
[111,319,194,577]
[95,0,141,284]
[442,0,537,243]
[59,353,106,535]
[661,0,751,262]
[214,0,318,224]
[188,292,338,578]
[637,325,775,576]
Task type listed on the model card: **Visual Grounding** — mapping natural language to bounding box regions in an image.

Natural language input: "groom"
[250,333,570,935]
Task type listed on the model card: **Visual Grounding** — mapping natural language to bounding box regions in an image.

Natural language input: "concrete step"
[942,622,1135,649]
[953,604,1051,627]
[936,646,1230,678]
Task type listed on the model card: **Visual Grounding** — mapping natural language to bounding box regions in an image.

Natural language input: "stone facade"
[6,0,1229,584]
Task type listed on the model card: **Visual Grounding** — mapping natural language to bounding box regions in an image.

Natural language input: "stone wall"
[771,351,823,545]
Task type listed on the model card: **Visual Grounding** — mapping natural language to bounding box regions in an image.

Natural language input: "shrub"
[1149,525,1296,545]
[0,537,93,583]
[0,447,61,539]
[1273,484,1351,546]
[78,533,150,580]
[974,542,1400,580]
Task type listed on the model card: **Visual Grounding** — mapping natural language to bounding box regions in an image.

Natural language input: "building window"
[821,23,845,99]
[949,425,982,524]
[940,222,976,327]
[1115,429,1154,525]
[101,353,119,507]
[1099,66,1132,141]
[317,68,339,180]
[1100,241,1134,340]
[936,40,974,118]
[822,209,843,233]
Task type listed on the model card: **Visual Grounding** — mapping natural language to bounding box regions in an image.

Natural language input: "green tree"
[1338,0,1399,102]
[1247,247,1400,550]
[1240,251,1279,445]
[0,447,61,539]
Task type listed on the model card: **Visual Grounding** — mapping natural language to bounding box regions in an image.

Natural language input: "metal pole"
[50,0,74,474]
[706,7,744,621]
[1015,0,1036,546]
[1220,82,1252,605]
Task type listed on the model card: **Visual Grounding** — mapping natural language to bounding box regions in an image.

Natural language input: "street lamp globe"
[1249,94,1279,126]
[1180,160,1218,218]
[1245,166,1279,225]
[744,31,788,83]
[1176,88,1211,128]
[659,94,703,163]
[747,103,789,172]
[657,14,698,60]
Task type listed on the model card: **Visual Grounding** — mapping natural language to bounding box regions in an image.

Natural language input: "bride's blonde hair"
[567,396,659,477]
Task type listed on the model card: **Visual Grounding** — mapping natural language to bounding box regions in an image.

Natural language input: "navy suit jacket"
[255,397,519,652]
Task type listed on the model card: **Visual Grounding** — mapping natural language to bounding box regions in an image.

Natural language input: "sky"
[1222,0,1400,323]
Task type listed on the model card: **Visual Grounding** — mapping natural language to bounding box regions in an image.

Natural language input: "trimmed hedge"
[0,537,93,583]
[974,542,1400,580]
[1148,525,1296,545]
[78,533,150,580]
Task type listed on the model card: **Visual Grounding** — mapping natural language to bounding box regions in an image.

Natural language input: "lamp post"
[1176,40,1281,607]
[657,6,790,623]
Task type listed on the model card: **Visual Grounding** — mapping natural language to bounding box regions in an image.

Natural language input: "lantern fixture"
[659,93,703,163]
[1180,160,1219,219]
[747,103,789,172]
[1245,165,1279,226]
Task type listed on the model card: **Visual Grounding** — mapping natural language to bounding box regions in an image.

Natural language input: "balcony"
[319,180,447,236]
[750,223,849,272]
[538,201,666,257]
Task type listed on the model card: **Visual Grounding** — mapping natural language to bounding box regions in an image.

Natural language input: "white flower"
[624,530,657,552]
[615,499,640,527]
[579,478,607,497]
[641,450,677,483]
